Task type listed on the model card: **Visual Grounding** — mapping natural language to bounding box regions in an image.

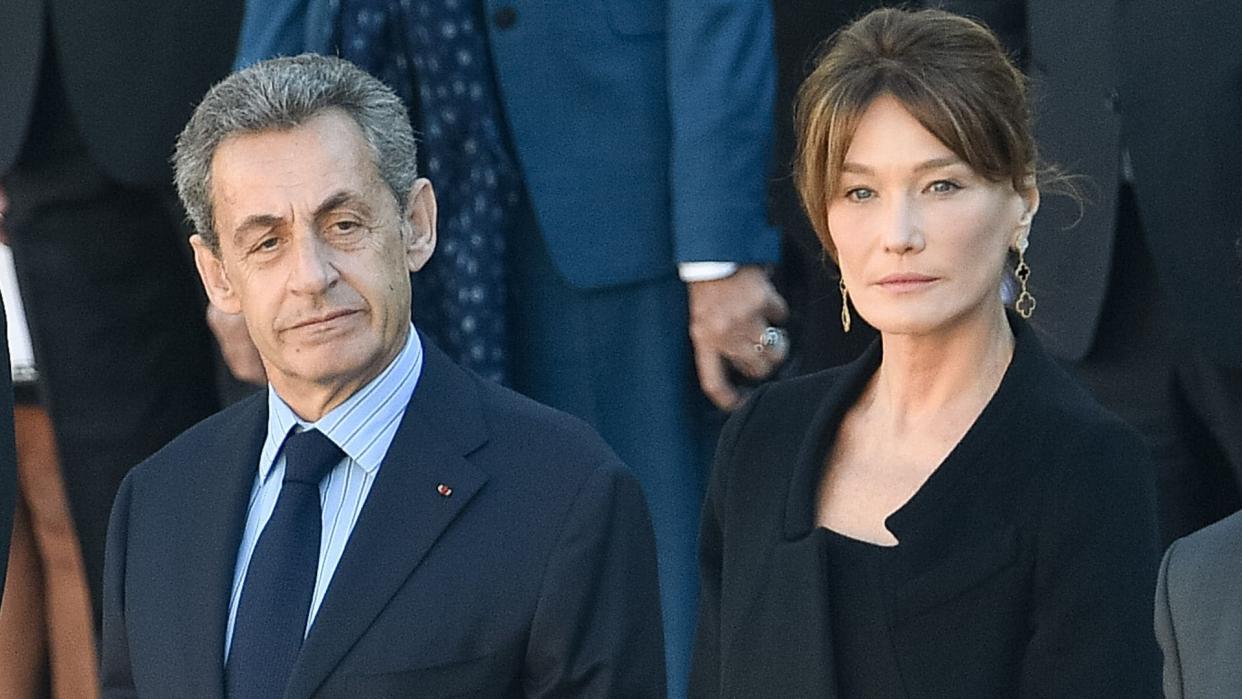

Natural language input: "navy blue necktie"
[226,429,343,698]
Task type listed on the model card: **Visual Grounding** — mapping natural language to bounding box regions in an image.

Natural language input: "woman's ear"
[190,233,242,314]
[1014,184,1040,249]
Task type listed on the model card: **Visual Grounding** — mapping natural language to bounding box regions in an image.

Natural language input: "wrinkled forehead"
[208,114,393,236]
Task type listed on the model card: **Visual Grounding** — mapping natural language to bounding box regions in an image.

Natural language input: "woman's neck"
[864,306,1015,435]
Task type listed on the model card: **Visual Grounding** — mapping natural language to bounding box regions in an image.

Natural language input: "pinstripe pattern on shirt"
[224,326,424,658]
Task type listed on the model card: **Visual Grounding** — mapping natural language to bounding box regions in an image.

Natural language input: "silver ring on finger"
[754,326,788,354]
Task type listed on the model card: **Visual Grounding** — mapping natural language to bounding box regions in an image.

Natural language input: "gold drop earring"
[1014,237,1036,318]
[839,279,852,333]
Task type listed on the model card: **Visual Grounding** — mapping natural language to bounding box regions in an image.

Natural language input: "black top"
[819,529,904,697]
[689,314,1163,698]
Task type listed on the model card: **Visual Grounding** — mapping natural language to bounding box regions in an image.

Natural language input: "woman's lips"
[874,273,939,291]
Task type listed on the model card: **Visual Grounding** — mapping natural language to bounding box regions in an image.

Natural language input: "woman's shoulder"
[988,325,1153,510]
[1011,325,1142,452]
[725,364,854,443]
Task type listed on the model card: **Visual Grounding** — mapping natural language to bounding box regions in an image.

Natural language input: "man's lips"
[283,308,360,331]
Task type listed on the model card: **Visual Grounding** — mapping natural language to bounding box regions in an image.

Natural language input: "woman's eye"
[928,180,962,194]
[845,187,875,202]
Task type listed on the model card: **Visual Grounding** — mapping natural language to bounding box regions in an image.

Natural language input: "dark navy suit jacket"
[100,339,666,698]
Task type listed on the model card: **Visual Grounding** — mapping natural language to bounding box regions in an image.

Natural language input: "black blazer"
[0,0,242,185]
[690,318,1162,697]
[100,339,666,698]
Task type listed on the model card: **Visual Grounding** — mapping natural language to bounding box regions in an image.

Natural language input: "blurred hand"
[206,304,266,385]
[688,265,789,411]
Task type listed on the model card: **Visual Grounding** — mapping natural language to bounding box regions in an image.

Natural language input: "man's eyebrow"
[230,191,375,247]
[313,190,372,222]
[233,214,284,248]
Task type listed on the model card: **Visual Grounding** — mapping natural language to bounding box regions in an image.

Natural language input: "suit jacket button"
[493,6,518,30]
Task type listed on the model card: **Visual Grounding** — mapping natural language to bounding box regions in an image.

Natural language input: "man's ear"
[190,233,242,314]
[403,178,437,273]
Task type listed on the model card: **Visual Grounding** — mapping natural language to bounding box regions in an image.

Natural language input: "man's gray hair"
[174,53,418,251]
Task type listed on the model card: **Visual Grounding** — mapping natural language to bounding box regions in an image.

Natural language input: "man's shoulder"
[128,390,266,482]
[469,376,625,477]
[1166,510,1242,585]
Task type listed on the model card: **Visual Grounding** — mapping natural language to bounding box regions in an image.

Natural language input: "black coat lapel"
[286,341,490,699]
[165,394,267,697]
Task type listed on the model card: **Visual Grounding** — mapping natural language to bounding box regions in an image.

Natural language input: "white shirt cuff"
[678,261,739,283]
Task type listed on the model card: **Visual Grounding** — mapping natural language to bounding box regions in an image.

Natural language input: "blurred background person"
[232,3,786,693]
[0,189,19,689]
[0,2,242,680]
[692,9,1161,696]
[1157,504,1242,698]
[1139,2,1242,697]
[0,196,96,697]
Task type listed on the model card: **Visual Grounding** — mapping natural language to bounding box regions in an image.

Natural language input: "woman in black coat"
[689,8,1162,697]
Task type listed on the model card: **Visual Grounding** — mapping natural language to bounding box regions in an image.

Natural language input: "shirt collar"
[259,325,424,483]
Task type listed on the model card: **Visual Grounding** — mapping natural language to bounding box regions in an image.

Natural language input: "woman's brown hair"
[795,8,1038,259]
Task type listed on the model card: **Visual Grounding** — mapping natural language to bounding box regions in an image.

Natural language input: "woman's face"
[827,94,1037,337]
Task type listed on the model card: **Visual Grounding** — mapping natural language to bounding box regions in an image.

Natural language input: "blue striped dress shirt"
[224,326,424,658]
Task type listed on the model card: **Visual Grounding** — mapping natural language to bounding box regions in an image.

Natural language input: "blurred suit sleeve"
[668,0,781,265]
[233,0,313,69]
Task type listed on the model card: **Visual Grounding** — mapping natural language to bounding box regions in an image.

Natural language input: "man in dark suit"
[1156,509,1242,698]
[100,54,665,697]
[929,0,1242,544]
[232,5,786,692]
[0,0,242,622]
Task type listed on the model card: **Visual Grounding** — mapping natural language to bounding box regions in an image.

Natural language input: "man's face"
[192,110,435,410]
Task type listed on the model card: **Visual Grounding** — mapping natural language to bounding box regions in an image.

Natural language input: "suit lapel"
[167,395,267,697]
[286,342,490,699]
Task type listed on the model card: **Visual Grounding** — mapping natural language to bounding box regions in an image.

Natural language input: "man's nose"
[288,232,339,293]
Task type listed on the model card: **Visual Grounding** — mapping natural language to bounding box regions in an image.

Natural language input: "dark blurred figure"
[0,198,99,696]
[0,0,242,648]
[770,0,881,374]
[933,0,1242,545]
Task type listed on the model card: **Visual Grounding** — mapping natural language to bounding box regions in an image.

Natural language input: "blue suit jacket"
[234,0,780,289]
[100,339,665,697]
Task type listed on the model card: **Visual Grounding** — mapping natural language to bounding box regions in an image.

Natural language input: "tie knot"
[281,429,343,486]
